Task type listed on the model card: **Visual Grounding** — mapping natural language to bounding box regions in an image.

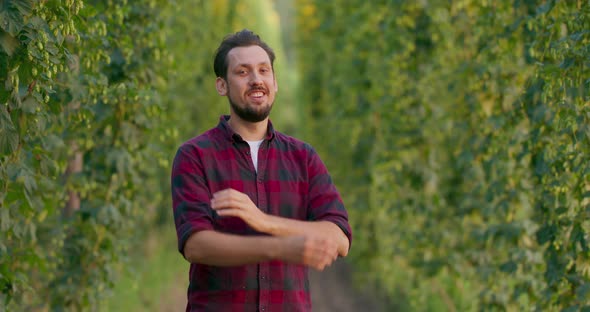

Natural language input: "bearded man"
[171,29,352,312]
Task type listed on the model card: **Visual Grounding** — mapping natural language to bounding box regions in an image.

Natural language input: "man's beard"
[228,88,273,123]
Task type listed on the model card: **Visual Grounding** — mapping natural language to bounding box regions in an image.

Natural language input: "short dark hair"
[213,29,276,79]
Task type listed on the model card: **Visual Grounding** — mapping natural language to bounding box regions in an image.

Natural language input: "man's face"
[216,45,277,123]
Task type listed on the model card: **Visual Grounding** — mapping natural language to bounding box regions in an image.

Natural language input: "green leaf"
[571,223,588,252]
[13,166,37,194]
[536,224,557,245]
[8,0,33,15]
[545,250,564,286]
[555,207,568,215]
[0,206,9,231]
[500,261,517,273]
[0,107,18,155]
[0,0,33,36]
[559,58,575,70]
[577,283,590,300]
[27,221,36,242]
[535,1,554,16]
[0,30,20,56]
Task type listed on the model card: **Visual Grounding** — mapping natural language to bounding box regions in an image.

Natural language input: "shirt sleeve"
[306,146,352,248]
[171,144,214,256]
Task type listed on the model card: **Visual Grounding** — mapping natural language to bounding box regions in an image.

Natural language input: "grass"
[101,224,188,312]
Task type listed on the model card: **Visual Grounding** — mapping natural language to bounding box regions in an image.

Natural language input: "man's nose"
[249,72,263,85]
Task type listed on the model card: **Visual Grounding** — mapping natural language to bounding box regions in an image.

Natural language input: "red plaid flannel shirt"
[171,116,352,312]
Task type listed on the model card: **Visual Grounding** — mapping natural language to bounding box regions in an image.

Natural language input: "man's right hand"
[279,236,339,271]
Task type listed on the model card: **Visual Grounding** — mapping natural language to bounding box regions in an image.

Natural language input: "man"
[171,29,352,312]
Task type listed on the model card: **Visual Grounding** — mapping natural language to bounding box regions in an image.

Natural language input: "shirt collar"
[217,115,276,143]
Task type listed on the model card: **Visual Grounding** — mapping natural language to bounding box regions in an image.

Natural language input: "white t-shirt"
[246,140,264,173]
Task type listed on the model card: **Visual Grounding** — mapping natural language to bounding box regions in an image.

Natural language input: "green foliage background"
[295,0,589,310]
[0,0,292,310]
[1,0,589,311]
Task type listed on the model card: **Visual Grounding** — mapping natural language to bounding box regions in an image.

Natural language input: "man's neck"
[227,114,268,141]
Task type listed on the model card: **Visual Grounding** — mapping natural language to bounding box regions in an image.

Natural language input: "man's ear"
[216,77,227,96]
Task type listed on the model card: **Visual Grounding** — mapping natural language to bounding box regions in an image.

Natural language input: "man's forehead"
[227,46,271,66]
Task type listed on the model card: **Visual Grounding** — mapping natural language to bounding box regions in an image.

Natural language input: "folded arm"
[183,229,338,270]
[260,216,349,257]
[183,230,278,266]
[211,189,350,257]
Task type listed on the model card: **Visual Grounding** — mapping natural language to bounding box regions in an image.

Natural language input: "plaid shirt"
[171,115,352,312]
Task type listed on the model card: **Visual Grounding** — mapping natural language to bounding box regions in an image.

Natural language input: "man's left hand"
[211,188,268,232]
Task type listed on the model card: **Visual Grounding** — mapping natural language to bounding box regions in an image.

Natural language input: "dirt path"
[159,259,386,311]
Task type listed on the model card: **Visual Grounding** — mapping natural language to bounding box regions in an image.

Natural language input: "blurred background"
[1,0,589,311]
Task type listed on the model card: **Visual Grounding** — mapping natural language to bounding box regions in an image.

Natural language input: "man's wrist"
[257,213,276,234]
